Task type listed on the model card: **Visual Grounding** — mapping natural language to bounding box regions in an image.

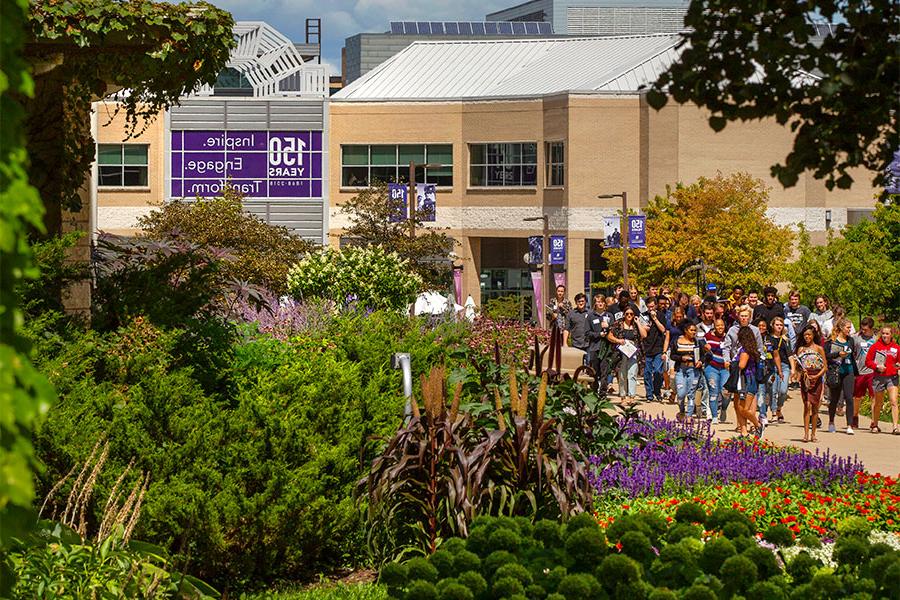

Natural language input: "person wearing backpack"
[823,318,858,434]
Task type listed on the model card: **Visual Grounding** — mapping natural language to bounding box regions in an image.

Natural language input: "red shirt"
[865,339,900,377]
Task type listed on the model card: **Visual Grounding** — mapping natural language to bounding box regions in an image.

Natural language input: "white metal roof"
[332,34,684,101]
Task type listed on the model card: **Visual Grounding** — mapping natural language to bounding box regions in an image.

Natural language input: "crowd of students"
[549,283,900,441]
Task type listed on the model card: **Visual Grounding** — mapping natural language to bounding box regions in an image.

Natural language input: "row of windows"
[340,142,566,188]
[96,141,567,189]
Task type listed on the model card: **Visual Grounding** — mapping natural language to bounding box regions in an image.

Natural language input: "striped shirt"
[705,332,726,369]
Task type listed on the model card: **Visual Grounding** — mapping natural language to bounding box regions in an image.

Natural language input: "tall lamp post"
[524,215,549,327]
[597,192,629,288]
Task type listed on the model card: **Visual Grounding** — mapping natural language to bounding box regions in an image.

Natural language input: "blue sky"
[212,0,517,76]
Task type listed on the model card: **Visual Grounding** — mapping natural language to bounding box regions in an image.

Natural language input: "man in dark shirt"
[784,290,811,332]
[564,293,591,351]
[612,290,640,322]
[641,296,670,402]
[753,286,785,325]
[586,293,614,394]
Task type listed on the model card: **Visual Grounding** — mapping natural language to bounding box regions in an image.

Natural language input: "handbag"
[723,361,744,393]
[825,362,841,387]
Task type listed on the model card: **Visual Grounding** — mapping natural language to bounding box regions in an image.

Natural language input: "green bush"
[674,502,706,524]
[457,571,487,598]
[493,576,524,598]
[556,573,600,600]
[407,580,439,600]
[836,516,873,539]
[597,554,641,592]
[430,550,456,579]
[453,551,481,575]
[533,520,562,547]
[699,537,736,575]
[618,531,654,565]
[763,524,795,547]
[437,581,473,600]
[565,526,607,572]
[407,557,440,583]
[719,555,757,595]
[833,536,869,568]
[137,192,316,294]
[489,528,522,554]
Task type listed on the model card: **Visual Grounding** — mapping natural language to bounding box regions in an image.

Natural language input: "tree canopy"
[23,0,235,231]
[339,182,457,290]
[647,0,899,195]
[602,172,795,289]
[788,203,900,321]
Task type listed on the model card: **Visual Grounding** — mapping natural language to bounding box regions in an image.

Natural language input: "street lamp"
[597,191,629,288]
[407,161,445,239]
[524,214,549,328]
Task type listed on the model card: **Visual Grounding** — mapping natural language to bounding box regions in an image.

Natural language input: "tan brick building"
[329,35,878,311]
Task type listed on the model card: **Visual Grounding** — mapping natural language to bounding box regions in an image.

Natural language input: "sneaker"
[757,420,766,438]
[846,427,854,435]
[828,422,836,433]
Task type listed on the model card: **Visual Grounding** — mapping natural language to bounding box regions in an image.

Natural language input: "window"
[545,141,564,187]
[469,143,538,187]
[213,67,254,96]
[98,144,148,187]
[340,144,453,187]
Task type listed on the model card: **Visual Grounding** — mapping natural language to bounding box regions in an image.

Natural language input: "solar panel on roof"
[485,22,498,34]
[445,22,459,34]
[498,22,513,34]
[390,22,403,34]
[403,21,416,34]
[524,22,538,34]
[472,22,485,34]
[512,22,526,34]
[458,22,472,34]
[430,22,444,34]
[538,22,552,34]
[416,22,430,34]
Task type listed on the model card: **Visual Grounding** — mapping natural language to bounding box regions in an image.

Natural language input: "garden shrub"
[32,312,440,590]
[382,514,895,600]
[763,524,795,547]
[407,558,439,583]
[453,550,481,575]
[833,536,869,568]
[836,515,873,539]
[437,582,473,600]
[406,580,439,600]
[665,523,701,543]
[430,550,456,579]
[137,192,316,294]
[674,502,706,524]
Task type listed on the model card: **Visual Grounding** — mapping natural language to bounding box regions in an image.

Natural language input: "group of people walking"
[549,283,900,441]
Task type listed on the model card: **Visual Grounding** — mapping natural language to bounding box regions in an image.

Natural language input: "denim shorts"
[872,375,899,393]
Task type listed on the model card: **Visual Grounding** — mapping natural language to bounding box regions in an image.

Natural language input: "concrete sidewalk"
[628,385,900,477]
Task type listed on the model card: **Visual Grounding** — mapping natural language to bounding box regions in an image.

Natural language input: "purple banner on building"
[628,215,646,248]
[170,130,323,199]
[549,235,566,265]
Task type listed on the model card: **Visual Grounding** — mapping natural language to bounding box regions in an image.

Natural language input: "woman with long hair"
[824,318,857,434]
[732,325,764,437]
[607,306,647,404]
[794,324,827,442]
[865,326,900,434]
[672,319,703,420]
[663,305,687,403]
[769,316,793,423]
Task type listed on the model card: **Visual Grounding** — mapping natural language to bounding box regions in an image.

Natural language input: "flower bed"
[590,416,865,498]
[594,473,900,537]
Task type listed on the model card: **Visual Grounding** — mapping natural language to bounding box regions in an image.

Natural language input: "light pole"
[408,161,445,239]
[524,214,549,327]
[597,191,629,288]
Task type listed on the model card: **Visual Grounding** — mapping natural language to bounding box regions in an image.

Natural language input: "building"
[329,35,878,310]
[94,21,330,243]
[343,21,555,85]
[486,0,690,36]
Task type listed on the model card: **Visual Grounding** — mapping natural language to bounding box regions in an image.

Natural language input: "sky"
[211,0,518,77]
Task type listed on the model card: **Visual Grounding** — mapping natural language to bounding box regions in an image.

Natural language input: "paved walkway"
[628,386,900,476]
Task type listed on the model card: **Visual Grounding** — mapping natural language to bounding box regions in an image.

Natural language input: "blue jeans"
[776,362,790,409]
[618,356,639,397]
[644,353,664,401]
[757,361,779,418]
[705,364,729,419]
[676,367,701,416]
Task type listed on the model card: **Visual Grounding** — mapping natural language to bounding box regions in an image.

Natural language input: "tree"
[647,0,899,194]
[602,173,794,289]
[788,203,900,321]
[340,182,457,290]
[137,187,317,294]
[0,0,55,592]
[23,0,235,233]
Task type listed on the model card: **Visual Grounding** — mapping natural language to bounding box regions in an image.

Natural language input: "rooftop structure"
[194,21,327,97]
[335,34,683,101]
[486,0,690,36]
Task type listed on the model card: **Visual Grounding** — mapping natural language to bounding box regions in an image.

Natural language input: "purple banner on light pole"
[628,215,646,248]
[170,130,323,199]
[549,235,566,264]
[527,235,543,264]
[415,183,436,222]
[388,183,408,222]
